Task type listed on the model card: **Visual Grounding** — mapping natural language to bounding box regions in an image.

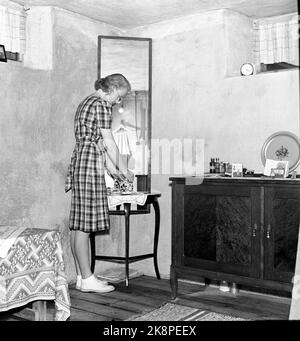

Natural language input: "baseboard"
[178,277,291,298]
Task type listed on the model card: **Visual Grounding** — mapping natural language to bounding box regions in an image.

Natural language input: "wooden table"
[90,192,161,286]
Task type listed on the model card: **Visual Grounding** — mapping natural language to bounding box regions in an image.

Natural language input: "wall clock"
[240,63,255,76]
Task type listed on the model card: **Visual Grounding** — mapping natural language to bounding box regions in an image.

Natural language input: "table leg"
[124,203,131,287]
[90,233,96,273]
[153,197,161,279]
[170,264,178,300]
[32,300,47,321]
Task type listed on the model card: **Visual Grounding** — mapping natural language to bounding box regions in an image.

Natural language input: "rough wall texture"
[0,64,52,227]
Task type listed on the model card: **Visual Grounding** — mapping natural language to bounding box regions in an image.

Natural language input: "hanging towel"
[113,125,132,155]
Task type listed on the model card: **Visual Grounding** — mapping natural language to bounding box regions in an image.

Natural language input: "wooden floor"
[0,275,291,321]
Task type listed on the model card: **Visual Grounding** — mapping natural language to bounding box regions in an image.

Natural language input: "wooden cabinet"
[170,177,300,298]
[264,186,300,283]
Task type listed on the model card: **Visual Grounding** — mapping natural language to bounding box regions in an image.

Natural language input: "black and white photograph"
[0,0,300,330]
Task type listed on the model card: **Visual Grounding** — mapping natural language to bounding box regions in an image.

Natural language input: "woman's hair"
[94,73,131,93]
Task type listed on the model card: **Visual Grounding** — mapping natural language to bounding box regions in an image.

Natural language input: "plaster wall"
[23,7,53,70]
[224,10,254,77]
[0,63,52,227]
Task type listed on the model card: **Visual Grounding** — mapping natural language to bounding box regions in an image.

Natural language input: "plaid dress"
[65,94,112,233]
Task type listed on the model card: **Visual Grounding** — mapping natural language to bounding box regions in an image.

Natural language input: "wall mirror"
[98,35,152,193]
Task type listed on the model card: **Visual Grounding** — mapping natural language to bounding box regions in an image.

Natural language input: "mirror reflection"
[98,36,152,192]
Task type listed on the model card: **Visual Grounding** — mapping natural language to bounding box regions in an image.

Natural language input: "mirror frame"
[98,35,152,194]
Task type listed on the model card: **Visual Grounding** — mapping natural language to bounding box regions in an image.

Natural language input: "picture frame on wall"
[0,45,7,62]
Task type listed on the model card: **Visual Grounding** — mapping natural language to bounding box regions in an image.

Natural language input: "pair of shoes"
[80,275,115,293]
[76,275,108,290]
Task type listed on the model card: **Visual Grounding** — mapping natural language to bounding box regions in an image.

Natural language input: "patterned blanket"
[0,228,71,321]
[0,225,27,258]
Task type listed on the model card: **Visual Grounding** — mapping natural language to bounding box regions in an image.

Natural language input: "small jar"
[220,162,225,174]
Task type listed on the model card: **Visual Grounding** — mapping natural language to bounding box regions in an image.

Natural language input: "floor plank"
[70,307,111,321]
[0,275,291,321]
[70,284,163,308]
[71,289,147,309]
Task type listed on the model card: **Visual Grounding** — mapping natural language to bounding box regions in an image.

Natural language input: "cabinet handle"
[252,224,258,237]
[266,224,271,239]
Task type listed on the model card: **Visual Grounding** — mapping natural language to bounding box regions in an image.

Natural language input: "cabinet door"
[264,186,300,282]
[183,184,261,278]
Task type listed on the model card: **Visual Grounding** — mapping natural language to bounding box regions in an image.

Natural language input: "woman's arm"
[104,151,118,178]
[104,149,126,182]
[100,128,134,182]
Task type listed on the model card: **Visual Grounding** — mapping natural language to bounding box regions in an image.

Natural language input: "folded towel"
[0,225,27,258]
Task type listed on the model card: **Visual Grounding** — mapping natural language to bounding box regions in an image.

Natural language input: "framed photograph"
[263,159,289,178]
[0,45,7,62]
[232,163,243,177]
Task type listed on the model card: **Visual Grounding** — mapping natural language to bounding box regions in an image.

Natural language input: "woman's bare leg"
[74,230,92,279]
[70,230,81,276]
[71,230,114,292]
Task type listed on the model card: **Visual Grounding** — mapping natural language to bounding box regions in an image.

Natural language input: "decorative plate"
[261,131,300,172]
